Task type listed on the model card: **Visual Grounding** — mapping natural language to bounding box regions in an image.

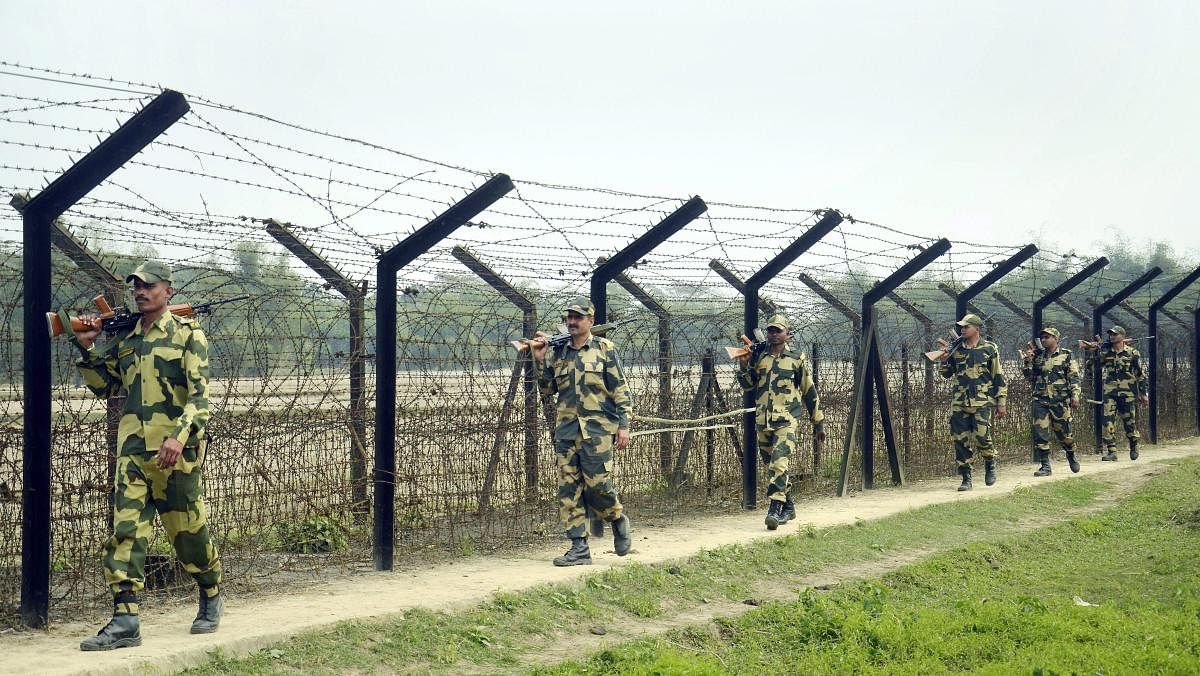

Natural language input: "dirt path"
[5,440,1197,676]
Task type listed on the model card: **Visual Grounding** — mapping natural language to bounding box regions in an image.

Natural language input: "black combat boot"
[1129,439,1139,461]
[781,497,797,524]
[957,465,972,492]
[80,614,142,651]
[1101,449,1118,461]
[553,537,592,566]
[190,590,223,634]
[765,500,784,530]
[1065,449,1080,473]
[984,458,997,486]
[1033,450,1052,477]
[611,515,631,556]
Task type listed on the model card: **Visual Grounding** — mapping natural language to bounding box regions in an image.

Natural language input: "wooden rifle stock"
[47,294,248,338]
[511,317,635,352]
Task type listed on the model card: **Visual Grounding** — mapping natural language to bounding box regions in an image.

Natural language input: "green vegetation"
[277,516,349,554]
[177,458,1200,672]
[545,459,1200,675]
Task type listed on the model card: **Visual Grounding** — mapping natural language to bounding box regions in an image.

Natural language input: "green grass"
[541,459,1200,675]
[186,466,1126,674]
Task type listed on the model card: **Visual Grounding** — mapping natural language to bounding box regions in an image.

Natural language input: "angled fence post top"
[12,192,124,291]
[264,218,362,299]
[1035,257,1110,309]
[593,196,707,282]
[864,238,952,306]
[991,291,1034,322]
[956,244,1038,313]
[708,259,780,314]
[885,291,932,327]
[796,272,862,326]
[591,196,706,322]
[379,173,515,270]
[1093,267,1162,318]
[595,256,669,318]
[1152,265,1200,312]
[746,209,844,290]
[23,90,190,221]
[453,246,534,311]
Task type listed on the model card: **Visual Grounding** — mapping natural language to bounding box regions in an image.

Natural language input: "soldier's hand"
[616,428,630,450]
[156,438,184,470]
[530,331,549,362]
[815,427,827,443]
[1139,394,1149,405]
[74,314,103,348]
[1070,398,1079,409]
[996,404,1007,419]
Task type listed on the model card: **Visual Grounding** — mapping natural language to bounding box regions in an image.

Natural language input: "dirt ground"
[4,439,1197,676]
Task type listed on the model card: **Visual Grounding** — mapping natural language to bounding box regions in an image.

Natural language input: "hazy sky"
[5,1,1199,257]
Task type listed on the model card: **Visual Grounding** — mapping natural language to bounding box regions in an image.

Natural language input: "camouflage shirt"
[736,344,823,430]
[938,339,1007,410]
[74,313,211,455]
[1087,344,1146,398]
[536,335,633,442]
[1022,347,1081,403]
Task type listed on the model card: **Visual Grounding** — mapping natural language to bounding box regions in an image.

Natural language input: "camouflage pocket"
[582,362,604,387]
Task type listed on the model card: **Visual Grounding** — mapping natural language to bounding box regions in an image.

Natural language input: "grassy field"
[181,457,1200,674]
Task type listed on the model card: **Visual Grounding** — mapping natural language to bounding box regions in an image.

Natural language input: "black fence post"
[940,284,995,339]
[859,238,952,489]
[708,260,781,315]
[885,291,934,443]
[597,256,676,477]
[742,210,844,508]
[11,194,126,530]
[955,244,1038,330]
[264,219,371,520]
[1033,258,1109,346]
[1090,267,1162,452]
[1148,265,1200,443]
[374,174,514,571]
[591,196,706,323]
[450,246,541,504]
[16,90,189,628]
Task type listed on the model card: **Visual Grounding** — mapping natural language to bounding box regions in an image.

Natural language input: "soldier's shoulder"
[785,348,808,363]
[172,313,199,327]
[596,336,617,351]
[981,340,1001,353]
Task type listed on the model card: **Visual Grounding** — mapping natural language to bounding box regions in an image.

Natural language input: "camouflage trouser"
[555,433,623,539]
[104,443,221,615]
[950,406,995,467]
[1102,392,1140,449]
[1032,399,1074,452]
[757,421,797,503]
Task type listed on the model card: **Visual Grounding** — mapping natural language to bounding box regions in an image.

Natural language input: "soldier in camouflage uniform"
[69,261,223,650]
[934,314,1008,491]
[533,298,633,566]
[1082,325,1148,461]
[736,315,824,530]
[1021,327,1081,476]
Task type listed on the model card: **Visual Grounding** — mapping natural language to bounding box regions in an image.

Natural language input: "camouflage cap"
[565,297,595,317]
[1107,325,1126,336]
[1039,327,1061,338]
[765,314,789,331]
[955,313,983,327]
[126,260,173,285]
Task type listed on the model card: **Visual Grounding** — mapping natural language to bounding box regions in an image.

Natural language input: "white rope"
[632,407,753,425]
[630,423,736,438]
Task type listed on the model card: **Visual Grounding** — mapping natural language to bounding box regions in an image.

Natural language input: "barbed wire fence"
[1,62,1197,625]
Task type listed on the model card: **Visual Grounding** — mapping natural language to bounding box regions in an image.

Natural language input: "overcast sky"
[5,1,1199,258]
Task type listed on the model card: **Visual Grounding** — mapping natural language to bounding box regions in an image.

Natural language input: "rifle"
[723,328,768,360]
[510,316,636,352]
[47,294,250,338]
[1077,335,1155,353]
[923,333,965,363]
